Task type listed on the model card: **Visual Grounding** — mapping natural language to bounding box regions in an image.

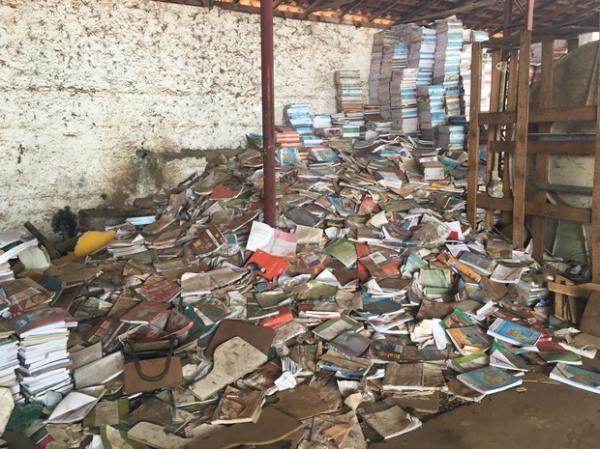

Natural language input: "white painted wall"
[0,0,375,233]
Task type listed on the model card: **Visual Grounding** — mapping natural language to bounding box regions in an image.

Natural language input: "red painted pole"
[525,0,535,31]
[261,0,277,226]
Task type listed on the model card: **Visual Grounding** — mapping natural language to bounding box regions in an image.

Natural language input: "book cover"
[458,251,497,276]
[119,301,171,325]
[446,325,491,355]
[457,366,522,394]
[135,278,181,303]
[549,363,600,394]
[487,318,542,347]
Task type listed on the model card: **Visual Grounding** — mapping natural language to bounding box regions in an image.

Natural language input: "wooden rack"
[467,29,600,282]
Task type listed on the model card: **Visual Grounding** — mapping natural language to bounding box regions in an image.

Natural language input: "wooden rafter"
[152,0,600,31]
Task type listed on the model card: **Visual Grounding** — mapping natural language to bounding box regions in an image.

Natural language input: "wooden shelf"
[467,28,600,281]
[489,140,596,156]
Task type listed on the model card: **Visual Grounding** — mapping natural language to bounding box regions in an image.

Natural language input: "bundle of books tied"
[10,306,77,401]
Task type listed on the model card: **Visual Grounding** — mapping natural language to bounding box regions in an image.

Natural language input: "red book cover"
[210,184,243,201]
[245,249,290,281]
[135,278,181,303]
[120,301,171,325]
[260,307,293,329]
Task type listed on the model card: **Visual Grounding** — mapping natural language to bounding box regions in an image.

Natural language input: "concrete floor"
[371,381,600,449]
[4,379,599,449]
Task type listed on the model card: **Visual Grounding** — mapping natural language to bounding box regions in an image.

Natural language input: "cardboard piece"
[580,292,600,337]
[0,388,14,434]
[272,383,340,420]
[128,422,191,449]
[184,407,302,449]
[191,337,267,400]
[205,320,275,358]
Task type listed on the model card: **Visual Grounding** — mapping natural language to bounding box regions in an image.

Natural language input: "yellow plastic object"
[73,230,116,257]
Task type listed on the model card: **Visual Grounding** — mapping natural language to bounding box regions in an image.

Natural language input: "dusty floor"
[371,381,600,449]
[2,380,599,449]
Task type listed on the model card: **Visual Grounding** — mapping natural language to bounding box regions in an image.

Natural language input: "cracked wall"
[0,0,375,234]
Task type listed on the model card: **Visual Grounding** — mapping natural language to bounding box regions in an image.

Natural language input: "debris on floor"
[1,128,600,449]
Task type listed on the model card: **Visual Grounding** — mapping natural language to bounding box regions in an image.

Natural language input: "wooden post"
[512,30,531,249]
[591,18,600,283]
[485,50,503,228]
[467,42,483,228]
[532,37,554,261]
[502,52,518,225]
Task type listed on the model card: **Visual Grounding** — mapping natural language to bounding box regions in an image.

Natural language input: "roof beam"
[367,0,400,23]
[302,0,330,17]
[338,0,368,18]
[402,0,499,23]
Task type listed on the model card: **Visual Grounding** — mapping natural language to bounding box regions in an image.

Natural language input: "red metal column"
[525,0,535,31]
[261,0,277,226]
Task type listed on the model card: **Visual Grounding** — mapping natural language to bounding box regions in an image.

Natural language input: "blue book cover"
[488,319,542,346]
[457,366,521,394]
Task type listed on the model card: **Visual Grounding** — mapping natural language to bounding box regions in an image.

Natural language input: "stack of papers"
[0,329,22,403]
[12,307,76,401]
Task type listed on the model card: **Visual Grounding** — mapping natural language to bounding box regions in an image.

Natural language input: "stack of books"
[364,105,383,122]
[392,41,409,71]
[332,111,365,139]
[0,263,14,283]
[433,17,464,118]
[276,128,301,148]
[408,27,436,86]
[335,70,363,113]
[460,30,489,119]
[285,103,313,135]
[460,37,473,120]
[417,84,446,141]
[0,325,22,403]
[390,68,419,135]
[436,124,467,151]
[12,306,76,402]
[371,31,402,119]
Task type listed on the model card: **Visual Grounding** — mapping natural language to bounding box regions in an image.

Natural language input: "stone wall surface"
[0,0,375,233]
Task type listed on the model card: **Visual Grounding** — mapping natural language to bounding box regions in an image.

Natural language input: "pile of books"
[460,39,473,119]
[371,31,401,118]
[408,27,436,86]
[285,103,313,135]
[433,17,464,118]
[13,307,76,402]
[436,124,467,151]
[460,29,490,119]
[335,70,363,113]
[368,32,385,107]
[390,68,419,135]
[332,111,365,139]
[364,105,382,122]
[417,84,446,140]
[0,325,22,403]
[276,128,301,148]
[392,41,409,71]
